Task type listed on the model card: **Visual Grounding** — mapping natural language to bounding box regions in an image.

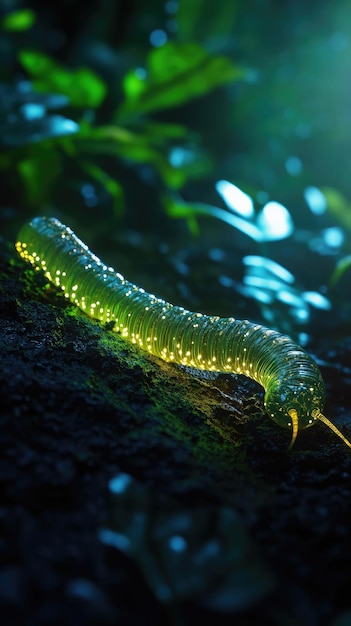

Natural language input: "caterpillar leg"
[288,409,299,451]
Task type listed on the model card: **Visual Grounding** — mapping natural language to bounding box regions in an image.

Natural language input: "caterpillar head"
[264,379,351,450]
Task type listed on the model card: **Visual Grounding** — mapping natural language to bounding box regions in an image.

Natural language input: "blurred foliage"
[329,255,351,288]
[100,472,274,611]
[0,1,249,226]
[18,49,107,107]
[1,0,351,336]
[117,42,247,120]
[320,187,351,232]
[1,7,35,31]
[0,83,78,147]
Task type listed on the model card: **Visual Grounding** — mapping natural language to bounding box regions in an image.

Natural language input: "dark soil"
[1,236,351,626]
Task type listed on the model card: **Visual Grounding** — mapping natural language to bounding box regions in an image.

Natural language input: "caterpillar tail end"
[313,410,351,450]
[288,408,299,451]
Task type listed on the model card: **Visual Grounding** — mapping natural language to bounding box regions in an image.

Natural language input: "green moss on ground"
[2,239,351,626]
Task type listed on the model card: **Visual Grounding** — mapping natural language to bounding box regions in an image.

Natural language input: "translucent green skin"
[16,217,326,430]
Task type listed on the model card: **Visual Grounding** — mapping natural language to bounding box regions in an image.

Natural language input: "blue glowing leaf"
[164,195,293,242]
[99,472,274,610]
[243,256,294,283]
[304,186,327,215]
[1,115,79,146]
[216,180,254,218]
[256,201,293,241]
[0,82,69,113]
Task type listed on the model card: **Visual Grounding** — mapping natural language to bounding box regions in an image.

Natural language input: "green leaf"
[118,42,247,119]
[17,146,61,206]
[177,0,238,43]
[329,255,351,288]
[2,9,36,31]
[80,161,124,217]
[321,187,351,231]
[162,195,200,235]
[74,125,188,189]
[143,121,188,143]
[176,0,203,41]
[18,50,106,108]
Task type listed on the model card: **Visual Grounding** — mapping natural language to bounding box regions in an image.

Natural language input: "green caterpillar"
[15,216,351,450]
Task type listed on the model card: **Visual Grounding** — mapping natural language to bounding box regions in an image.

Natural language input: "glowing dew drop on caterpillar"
[15,217,351,451]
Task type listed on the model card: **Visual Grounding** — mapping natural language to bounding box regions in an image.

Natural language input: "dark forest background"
[2,0,351,342]
[2,3,351,626]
